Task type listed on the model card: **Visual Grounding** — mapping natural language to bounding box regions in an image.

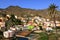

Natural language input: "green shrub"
[38,32,48,40]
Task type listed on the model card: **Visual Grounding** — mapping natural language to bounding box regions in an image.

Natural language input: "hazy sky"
[0,0,60,9]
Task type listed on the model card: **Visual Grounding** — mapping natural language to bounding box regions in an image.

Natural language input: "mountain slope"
[0,6,60,20]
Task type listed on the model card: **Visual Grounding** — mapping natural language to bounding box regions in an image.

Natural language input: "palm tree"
[48,4,58,40]
[48,4,58,20]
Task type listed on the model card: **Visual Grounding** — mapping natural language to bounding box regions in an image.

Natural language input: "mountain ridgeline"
[0,6,60,20]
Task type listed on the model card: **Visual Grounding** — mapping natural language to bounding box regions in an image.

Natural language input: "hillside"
[0,6,60,20]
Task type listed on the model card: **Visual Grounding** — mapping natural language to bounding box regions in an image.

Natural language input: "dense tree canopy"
[5,14,22,30]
